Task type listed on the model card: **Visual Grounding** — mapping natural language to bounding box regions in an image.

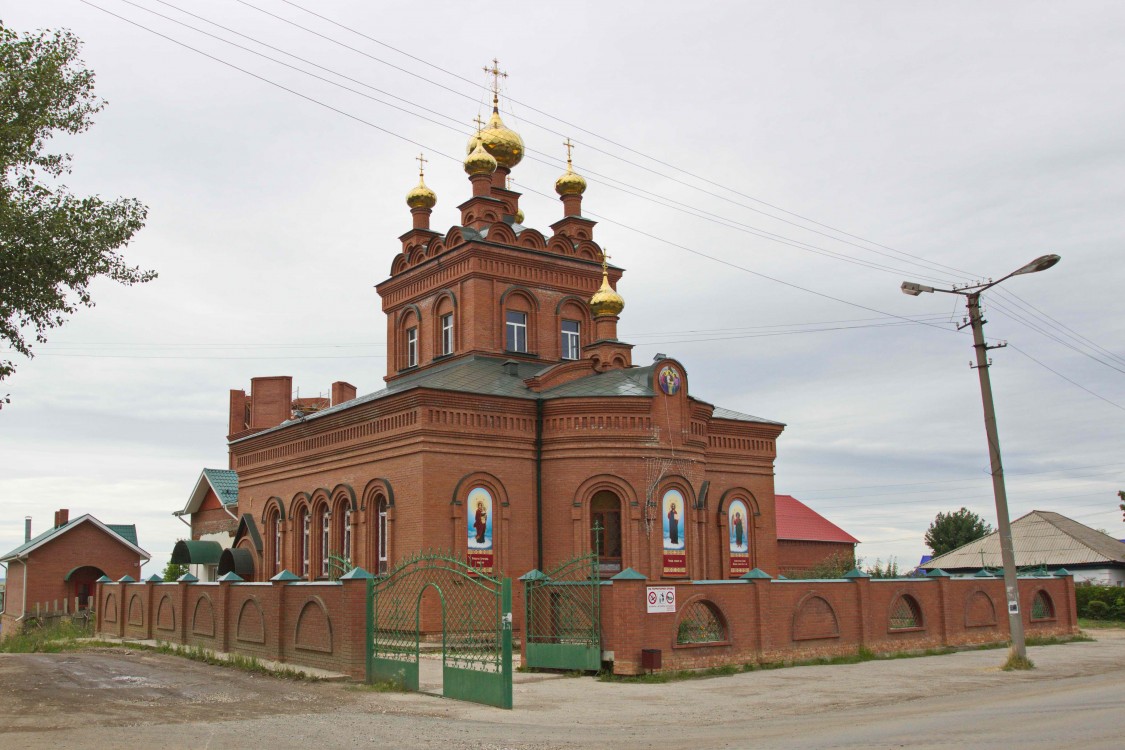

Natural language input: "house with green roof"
[0,509,149,638]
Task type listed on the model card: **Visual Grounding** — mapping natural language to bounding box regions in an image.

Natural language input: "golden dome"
[405,175,437,209]
[477,99,524,169]
[464,141,498,176]
[589,266,624,317]
[515,208,525,224]
[555,161,587,196]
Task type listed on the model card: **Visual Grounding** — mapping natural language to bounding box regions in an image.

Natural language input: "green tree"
[162,556,189,582]
[1,23,153,395]
[925,507,993,557]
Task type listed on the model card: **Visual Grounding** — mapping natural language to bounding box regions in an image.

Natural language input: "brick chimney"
[54,508,69,528]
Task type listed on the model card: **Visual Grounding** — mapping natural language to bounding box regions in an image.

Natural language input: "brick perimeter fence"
[97,574,1076,680]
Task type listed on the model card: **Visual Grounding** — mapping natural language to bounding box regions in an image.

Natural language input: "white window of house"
[406,327,418,367]
[506,310,527,353]
[321,508,330,577]
[378,498,389,574]
[343,508,352,563]
[273,514,281,569]
[301,511,310,577]
[441,313,454,356]
[561,319,580,360]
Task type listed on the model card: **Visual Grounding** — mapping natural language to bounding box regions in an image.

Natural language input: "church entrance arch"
[591,491,622,576]
[367,550,513,709]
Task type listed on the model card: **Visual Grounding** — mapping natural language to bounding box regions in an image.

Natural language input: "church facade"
[214,87,786,593]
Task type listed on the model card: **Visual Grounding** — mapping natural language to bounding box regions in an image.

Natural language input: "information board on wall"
[647,586,676,614]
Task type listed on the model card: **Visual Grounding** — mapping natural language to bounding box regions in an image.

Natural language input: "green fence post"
[365,575,374,684]
[502,576,513,709]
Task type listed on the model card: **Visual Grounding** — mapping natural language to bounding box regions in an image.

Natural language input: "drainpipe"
[21,558,28,620]
[535,398,544,571]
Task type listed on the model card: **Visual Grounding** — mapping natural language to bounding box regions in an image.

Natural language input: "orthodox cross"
[415,152,428,178]
[483,58,508,98]
[473,114,486,133]
[601,248,611,274]
[563,137,575,166]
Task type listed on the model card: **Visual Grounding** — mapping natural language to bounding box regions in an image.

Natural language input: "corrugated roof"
[921,510,1125,570]
[775,494,860,544]
[232,355,782,443]
[107,524,139,547]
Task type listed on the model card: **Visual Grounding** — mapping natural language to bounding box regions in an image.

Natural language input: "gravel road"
[2,630,1123,749]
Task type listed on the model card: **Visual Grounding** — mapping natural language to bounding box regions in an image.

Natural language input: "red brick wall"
[598,574,1077,675]
[776,540,856,576]
[95,578,369,679]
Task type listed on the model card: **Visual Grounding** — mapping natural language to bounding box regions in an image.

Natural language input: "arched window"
[434,292,456,357]
[320,507,331,578]
[591,490,622,575]
[397,307,421,371]
[298,508,310,577]
[343,508,352,564]
[264,505,282,577]
[375,496,389,575]
[889,594,923,629]
[676,600,727,644]
[501,288,537,355]
[1031,591,1054,620]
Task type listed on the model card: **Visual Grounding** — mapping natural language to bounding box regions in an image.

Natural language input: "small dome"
[555,161,587,196]
[464,141,498,176]
[478,102,524,169]
[589,269,624,317]
[515,208,525,224]
[406,176,437,209]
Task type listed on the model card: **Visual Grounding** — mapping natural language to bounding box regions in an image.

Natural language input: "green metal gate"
[366,550,513,709]
[522,552,601,671]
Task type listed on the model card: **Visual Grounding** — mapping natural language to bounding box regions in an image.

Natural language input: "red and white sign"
[647,586,676,613]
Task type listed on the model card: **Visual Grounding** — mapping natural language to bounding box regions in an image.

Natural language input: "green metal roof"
[202,468,239,506]
[170,539,224,565]
[1,516,145,562]
[107,524,138,546]
[233,355,782,443]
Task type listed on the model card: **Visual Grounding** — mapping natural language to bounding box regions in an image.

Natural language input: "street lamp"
[902,254,1060,663]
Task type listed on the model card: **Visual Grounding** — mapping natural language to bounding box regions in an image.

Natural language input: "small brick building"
[0,510,148,637]
[775,494,860,576]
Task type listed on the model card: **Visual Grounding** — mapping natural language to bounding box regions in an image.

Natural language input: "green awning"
[218,547,256,580]
[171,540,223,565]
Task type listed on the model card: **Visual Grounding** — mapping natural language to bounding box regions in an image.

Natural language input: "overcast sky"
[3,1,1123,577]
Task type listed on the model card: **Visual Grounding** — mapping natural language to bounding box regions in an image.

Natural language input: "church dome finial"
[405,153,437,209]
[589,249,624,317]
[555,137,587,196]
[470,59,524,170]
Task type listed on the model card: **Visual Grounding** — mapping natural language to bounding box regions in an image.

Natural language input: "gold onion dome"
[405,175,437,209]
[475,100,524,169]
[515,208,525,224]
[555,160,587,196]
[464,141,498,176]
[589,259,624,317]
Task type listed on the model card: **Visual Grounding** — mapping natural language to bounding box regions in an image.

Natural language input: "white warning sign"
[647,586,676,614]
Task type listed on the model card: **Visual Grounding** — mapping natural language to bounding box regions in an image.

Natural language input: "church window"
[271,512,281,571]
[377,497,389,574]
[320,508,330,577]
[406,327,418,367]
[342,508,352,564]
[561,320,580,360]
[591,490,622,575]
[300,509,310,577]
[441,313,454,355]
[506,310,527,353]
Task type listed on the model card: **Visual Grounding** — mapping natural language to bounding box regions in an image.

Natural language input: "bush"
[1075,583,1125,621]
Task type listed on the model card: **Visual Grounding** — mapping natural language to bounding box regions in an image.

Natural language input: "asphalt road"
[2,630,1123,749]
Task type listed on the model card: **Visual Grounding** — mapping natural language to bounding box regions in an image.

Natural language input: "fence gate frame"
[521,550,602,671]
[366,550,513,709]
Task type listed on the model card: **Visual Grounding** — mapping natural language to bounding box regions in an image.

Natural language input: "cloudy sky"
[3,1,1123,577]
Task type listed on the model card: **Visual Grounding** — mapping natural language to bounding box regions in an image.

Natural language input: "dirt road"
[2,631,1123,749]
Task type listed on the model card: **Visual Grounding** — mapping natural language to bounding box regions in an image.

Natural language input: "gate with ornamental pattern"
[521,552,602,671]
[366,551,512,709]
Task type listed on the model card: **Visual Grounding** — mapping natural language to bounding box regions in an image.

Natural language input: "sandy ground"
[2,630,1123,749]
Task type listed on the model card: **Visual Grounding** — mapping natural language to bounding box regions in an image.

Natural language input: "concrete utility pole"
[902,253,1060,664]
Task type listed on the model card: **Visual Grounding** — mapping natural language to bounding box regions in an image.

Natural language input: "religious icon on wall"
[728,499,751,576]
[466,486,494,573]
[662,488,687,577]
[657,365,681,396]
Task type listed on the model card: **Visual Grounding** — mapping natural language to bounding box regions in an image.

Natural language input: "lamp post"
[902,254,1060,662]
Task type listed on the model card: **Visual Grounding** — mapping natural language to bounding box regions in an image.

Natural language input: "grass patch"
[1002,653,1035,671]
[0,619,92,653]
[151,642,317,680]
[1078,618,1125,630]
[346,679,408,693]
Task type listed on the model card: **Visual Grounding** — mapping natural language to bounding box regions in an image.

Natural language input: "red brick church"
[178,85,794,588]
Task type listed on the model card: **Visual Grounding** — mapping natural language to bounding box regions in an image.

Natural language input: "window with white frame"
[406,326,418,367]
[505,310,527,353]
[321,508,330,577]
[377,498,389,574]
[301,510,310,577]
[441,313,454,356]
[272,513,281,569]
[343,508,352,564]
[561,319,580,360]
